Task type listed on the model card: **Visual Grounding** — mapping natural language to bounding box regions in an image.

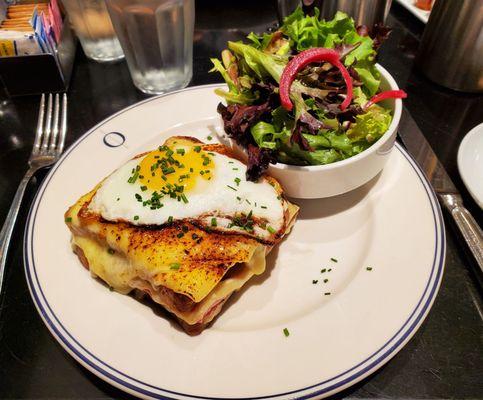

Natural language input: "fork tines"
[33,93,67,158]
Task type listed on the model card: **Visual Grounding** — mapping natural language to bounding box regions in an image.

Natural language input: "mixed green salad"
[211,8,404,180]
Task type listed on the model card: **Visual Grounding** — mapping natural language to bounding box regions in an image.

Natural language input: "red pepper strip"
[364,89,407,110]
[279,48,353,112]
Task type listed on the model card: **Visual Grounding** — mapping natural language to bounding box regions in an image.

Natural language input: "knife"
[398,107,483,273]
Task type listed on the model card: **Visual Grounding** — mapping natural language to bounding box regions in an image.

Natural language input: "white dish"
[266,64,402,199]
[394,0,430,23]
[457,122,483,209]
[24,84,445,400]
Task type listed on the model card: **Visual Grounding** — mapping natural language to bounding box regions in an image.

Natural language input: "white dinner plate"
[394,0,430,23]
[24,84,445,400]
[457,123,483,209]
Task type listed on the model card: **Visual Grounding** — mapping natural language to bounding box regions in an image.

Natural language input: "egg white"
[88,149,285,239]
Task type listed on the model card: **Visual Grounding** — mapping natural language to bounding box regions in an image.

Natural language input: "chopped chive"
[207,136,213,140]
[167,216,173,223]
[330,258,338,262]
[177,232,184,238]
[283,328,290,337]
[232,168,239,171]
[65,217,72,223]
[328,268,332,272]
[211,217,217,227]
[176,148,185,155]
[189,168,194,173]
[140,185,147,191]
[312,280,318,284]
[245,199,251,205]
[170,263,180,270]
[163,166,175,175]
[321,268,326,273]
[182,226,189,233]
[323,279,328,283]
[261,205,267,209]
[234,177,241,186]
[180,193,189,204]
[228,161,234,164]
[236,196,241,201]
[107,248,115,255]
[194,146,201,153]
[116,197,120,201]
[324,292,331,296]
[133,215,139,221]
[135,193,142,202]
[191,233,199,240]
[203,159,210,166]
[227,185,237,191]
[267,226,276,234]
[366,267,373,271]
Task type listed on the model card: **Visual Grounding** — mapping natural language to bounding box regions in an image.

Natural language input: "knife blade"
[398,107,483,272]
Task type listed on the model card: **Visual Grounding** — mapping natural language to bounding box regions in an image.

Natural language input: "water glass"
[61,0,124,62]
[105,0,195,95]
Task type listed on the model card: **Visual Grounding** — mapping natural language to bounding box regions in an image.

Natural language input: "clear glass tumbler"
[105,0,195,94]
[61,0,124,62]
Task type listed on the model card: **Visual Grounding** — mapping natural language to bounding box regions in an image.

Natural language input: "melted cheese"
[71,235,266,325]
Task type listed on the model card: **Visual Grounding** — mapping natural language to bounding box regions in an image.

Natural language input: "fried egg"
[88,137,287,241]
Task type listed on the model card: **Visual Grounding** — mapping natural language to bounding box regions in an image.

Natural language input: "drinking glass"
[61,0,124,62]
[105,0,195,95]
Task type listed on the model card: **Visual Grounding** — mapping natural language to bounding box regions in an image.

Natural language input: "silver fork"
[0,93,67,296]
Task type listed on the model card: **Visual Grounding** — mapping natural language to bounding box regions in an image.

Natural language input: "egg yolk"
[137,144,214,193]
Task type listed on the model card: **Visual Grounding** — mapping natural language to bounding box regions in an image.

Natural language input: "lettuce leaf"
[347,105,392,142]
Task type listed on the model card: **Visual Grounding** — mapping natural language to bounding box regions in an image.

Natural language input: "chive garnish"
[170,263,180,270]
[234,177,241,186]
[324,292,331,296]
[323,279,328,283]
[330,258,338,262]
[227,185,237,191]
[140,185,147,191]
[283,328,290,337]
[176,148,185,155]
[267,226,276,234]
[65,217,72,223]
[133,215,139,221]
[366,267,373,271]
[177,232,184,238]
[312,280,318,284]
[194,146,201,153]
[107,248,115,255]
[261,205,267,209]
[211,217,217,227]
[232,168,238,171]
[168,216,173,223]
[321,268,326,273]
[207,135,213,140]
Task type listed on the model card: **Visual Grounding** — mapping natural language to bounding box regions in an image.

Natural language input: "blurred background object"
[416,0,483,93]
[61,0,124,62]
[414,0,433,11]
[278,0,393,25]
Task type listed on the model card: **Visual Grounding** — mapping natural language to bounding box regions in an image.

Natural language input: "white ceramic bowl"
[265,64,403,198]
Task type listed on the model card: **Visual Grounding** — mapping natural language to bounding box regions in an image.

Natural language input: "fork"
[0,93,67,297]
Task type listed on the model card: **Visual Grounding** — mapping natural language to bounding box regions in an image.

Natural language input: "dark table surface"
[0,2,482,399]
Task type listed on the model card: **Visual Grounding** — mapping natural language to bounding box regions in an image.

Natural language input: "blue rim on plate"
[23,85,446,400]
